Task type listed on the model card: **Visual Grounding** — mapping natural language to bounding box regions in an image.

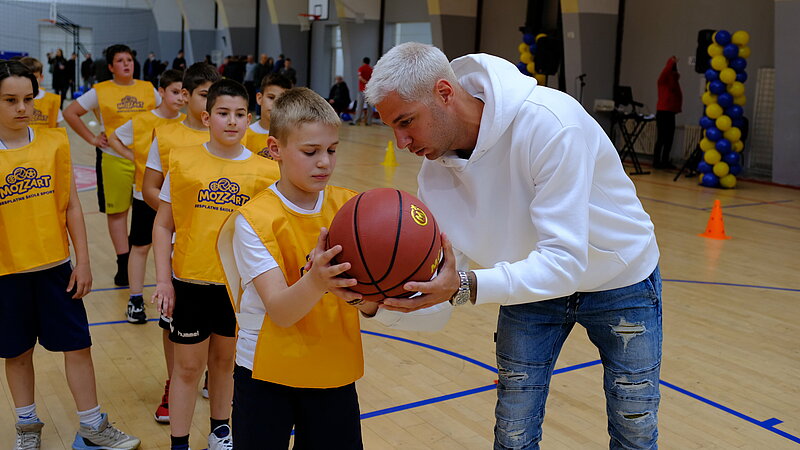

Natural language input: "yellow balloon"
[700,138,716,151]
[518,42,529,54]
[706,103,723,119]
[727,81,745,97]
[711,55,728,71]
[536,33,547,42]
[708,43,723,57]
[724,127,741,142]
[733,140,744,152]
[699,174,706,184]
[704,150,722,165]
[534,73,547,85]
[713,161,730,177]
[702,91,718,106]
[720,174,737,189]
[719,68,736,84]
[520,52,533,64]
[738,45,751,59]
[733,95,746,106]
[526,62,536,74]
[715,115,732,131]
[732,30,750,46]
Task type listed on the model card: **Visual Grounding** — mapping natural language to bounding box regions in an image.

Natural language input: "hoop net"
[297,13,320,32]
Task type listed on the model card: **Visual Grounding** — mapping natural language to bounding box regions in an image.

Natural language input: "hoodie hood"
[450,54,537,164]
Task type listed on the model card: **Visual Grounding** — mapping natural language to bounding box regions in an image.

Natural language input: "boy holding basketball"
[217,87,377,449]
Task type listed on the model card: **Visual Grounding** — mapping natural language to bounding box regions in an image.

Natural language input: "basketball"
[327,188,442,302]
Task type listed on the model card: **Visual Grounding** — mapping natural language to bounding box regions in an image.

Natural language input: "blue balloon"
[729,164,743,176]
[736,71,748,83]
[716,138,732,153]
[697,161,713,174]
[723,152,740,166]
[699,116,715,129]
[730,57,747,72]
[732,117,745,129]
[702,173,720,187]
[341,113,352,122]
[723,44,739,59]
[726,105,744,119]
[717,92,734,108]
[523,33,535,45]
[529,43,537,54]
[706,126,722,142]
[714,30,732,45]
[705,69,720,81]
[516,61,529,75]
[709,80,727,95]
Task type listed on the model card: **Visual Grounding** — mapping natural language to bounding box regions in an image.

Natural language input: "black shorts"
[129,198,156,246]
[95,148,105,213]
[232,365,363,450]
[0,262,92,358]
[169,278,236,344]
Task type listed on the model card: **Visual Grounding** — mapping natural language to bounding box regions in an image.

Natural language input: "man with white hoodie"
[366,42,661,449]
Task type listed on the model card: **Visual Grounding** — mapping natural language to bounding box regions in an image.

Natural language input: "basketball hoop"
[297,13,321,32]
[38,18,57,25]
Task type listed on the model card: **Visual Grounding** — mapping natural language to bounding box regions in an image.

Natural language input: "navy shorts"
[0,262,92,358]
[169,279,236,344]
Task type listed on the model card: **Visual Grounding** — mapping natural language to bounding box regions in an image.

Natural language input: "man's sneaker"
[126,296,147,324]
[207,425,233,450]
[201,371,209,399]
[154,379,170,423]
[72,413,140,450]
[14,421,43,450]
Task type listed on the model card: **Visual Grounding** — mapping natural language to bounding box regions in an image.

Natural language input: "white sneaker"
[207,425,233,450]
[72,413,140,449]
[14,422,43,450]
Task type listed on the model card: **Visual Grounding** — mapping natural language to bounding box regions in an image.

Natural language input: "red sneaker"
[154,379,170,423]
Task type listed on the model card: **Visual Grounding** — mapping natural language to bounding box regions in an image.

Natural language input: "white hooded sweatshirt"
[418,54,659,306]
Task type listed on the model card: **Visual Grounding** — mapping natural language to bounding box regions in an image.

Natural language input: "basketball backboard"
[309,0,329,20]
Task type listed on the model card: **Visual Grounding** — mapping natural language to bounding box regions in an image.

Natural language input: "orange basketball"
[327,188,442,302]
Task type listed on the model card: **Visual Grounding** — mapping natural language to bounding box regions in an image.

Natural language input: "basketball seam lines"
[352,192,390,299]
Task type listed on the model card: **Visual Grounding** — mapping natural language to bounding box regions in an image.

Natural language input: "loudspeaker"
[534,36,561,76]
[695,29,715,74]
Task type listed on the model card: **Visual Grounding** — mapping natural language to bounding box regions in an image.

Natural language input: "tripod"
[674,144,703,182]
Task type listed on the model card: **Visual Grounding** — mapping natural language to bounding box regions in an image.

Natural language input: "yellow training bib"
[234,186,365,388]
[0,128,71,275]
[30,91,61,129]
[153,122,209,175]
[95,80,156,138]
[132,111,185,191]
[170,145,278,283]
[244,127,271,159]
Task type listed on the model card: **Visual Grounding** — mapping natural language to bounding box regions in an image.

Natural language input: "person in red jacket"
[653,56,682,169]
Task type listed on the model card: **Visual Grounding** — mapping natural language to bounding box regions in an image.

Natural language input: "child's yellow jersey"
[244,126,270,159]
[95,79,156,138]
[132,111,185,191]
[153,122,210,175]
[169,145,278,284]
[0,128,71,275]
[232,185,365,388]
[30,91,61,129]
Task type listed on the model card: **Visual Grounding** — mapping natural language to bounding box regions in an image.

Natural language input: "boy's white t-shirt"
[249,121,268,134]
[75,85,161,157]
[229,184,453,371]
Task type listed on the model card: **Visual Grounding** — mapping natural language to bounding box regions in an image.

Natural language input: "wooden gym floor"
[1,114,798,449]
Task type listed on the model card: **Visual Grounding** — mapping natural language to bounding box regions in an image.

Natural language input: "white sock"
[77,404,103,430]
[16,403,39,424]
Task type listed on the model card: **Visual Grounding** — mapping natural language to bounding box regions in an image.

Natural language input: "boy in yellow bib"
[152,80,278,450]
[18,57,63,129]
[243,73,291,158]
[64,44,161,287]
[0,60,140,450]
[216,88,377,449]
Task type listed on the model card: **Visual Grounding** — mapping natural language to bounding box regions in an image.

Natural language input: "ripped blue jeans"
[494,267,662,450]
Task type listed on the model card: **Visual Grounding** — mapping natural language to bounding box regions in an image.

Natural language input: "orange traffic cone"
[699,199,731,240]
[381,140,398,166]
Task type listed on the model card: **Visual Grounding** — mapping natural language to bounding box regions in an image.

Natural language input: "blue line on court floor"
[663,278,800,293]
[701,199,794,210]
[360,384,497,420]
[660,380,800,444]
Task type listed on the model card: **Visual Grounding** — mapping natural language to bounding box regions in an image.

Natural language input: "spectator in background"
[327,75,351,116]
[66,52,77,99]
[49,49,69,106]
[172,49,186,70]
[273,53,285,73]
[81,53,95,89]
[244,54,258,111]
[218,55,230,76]
[279,58,296,86]
[93,49,111,83]
[652,56,682,170]
[204,54,216,67]
[253,54,270,91]
[143,52,160,86]
[131,50,141,80]
[352,56,372,126]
